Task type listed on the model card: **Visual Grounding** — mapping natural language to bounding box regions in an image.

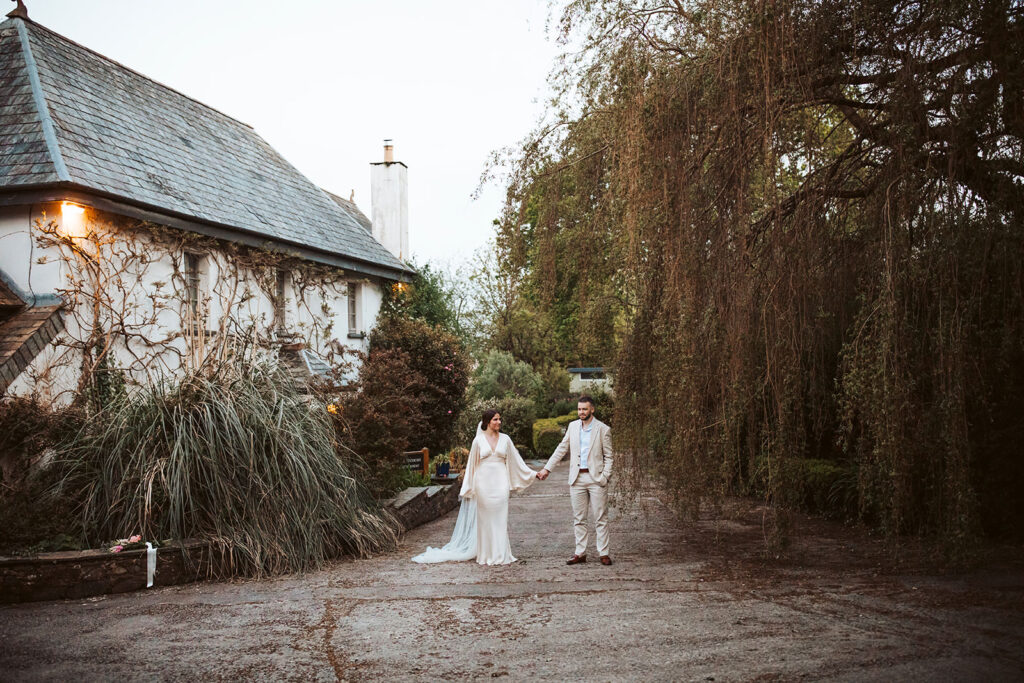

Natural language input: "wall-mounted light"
[61,201,85,217]
[59,201,88,238]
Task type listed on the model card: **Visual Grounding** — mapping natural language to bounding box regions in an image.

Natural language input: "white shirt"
[579,421,593,470]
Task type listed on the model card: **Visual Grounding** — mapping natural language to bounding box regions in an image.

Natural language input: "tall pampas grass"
[54,357,399,577]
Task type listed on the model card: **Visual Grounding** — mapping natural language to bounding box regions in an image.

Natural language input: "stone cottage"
[0,5,413,402]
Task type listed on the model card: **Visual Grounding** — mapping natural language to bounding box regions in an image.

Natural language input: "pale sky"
[23,0,561,266]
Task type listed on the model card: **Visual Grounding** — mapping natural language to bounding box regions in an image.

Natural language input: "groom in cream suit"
[537,395,614,565]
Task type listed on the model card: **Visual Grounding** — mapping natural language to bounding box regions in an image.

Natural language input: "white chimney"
[370,139,409,261]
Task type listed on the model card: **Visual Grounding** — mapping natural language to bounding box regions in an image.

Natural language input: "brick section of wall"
[0,305,63,393]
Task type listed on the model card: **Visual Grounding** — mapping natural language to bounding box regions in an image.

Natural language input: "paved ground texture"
[2,460,1023,682]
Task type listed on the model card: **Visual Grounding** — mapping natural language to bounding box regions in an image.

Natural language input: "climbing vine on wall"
[26,209,366,405]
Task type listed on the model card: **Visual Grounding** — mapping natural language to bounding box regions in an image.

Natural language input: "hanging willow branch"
[494,0,1024,557]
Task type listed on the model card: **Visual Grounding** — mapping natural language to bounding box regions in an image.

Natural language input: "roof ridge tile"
[10,16,67,181]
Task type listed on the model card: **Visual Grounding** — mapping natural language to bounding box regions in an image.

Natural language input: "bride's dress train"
[413,427,536,565]
[410,498,478,563]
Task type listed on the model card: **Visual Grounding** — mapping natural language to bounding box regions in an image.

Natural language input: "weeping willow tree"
[498,0,1024,554]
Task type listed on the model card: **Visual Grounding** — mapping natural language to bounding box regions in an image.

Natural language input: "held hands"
[536,469,549,481]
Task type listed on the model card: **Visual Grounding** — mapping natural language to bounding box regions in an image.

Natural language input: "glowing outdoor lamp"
[61,201,85,217]
[59,201,88,238]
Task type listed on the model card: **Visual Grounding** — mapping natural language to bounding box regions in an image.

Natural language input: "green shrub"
[370,314,470,453]
[585,389,615,424]
[532,412,578,454]
[535,362,572,416]
[547,399,576,418]
[0,397,85,554]
[319,348,429,498]
[0,485,81,555]
[556,412,578,428]
[53,358,399,577]
[750,457,857,519]
[534,426,564,457]
[546,390,616,422]
[456,396,536,456]
[0,396,83,488]
[469,350,544,403]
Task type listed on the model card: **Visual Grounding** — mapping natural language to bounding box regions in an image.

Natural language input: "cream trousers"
[570,471,609,557]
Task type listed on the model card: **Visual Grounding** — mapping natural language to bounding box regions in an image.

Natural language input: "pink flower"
[129,535,142,543]
[447,410,452,414]
[111,545,124,553]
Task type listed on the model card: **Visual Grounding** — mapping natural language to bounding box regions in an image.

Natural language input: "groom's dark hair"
[578,395,595,407]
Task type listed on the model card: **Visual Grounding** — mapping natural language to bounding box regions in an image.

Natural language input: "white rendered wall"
[0,204,68,300]
[568,375,615,396]
[2,204,392,402]
[370,161,409,261]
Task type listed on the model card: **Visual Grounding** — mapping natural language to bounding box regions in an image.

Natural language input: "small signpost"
[403,448,429,477]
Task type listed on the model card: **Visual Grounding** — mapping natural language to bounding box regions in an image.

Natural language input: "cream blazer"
[544,419,613,486]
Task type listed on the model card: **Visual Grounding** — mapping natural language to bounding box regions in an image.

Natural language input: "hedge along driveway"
[533,411,577,454]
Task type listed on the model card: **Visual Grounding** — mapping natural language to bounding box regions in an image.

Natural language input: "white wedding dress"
[413,426,537,565]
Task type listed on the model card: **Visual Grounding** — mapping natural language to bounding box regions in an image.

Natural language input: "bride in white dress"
[412,410,537,565]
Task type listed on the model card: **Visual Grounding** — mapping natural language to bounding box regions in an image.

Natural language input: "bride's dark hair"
[481,409,499,430]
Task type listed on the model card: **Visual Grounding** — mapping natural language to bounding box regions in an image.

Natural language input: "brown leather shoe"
[566,554,586,565]
[600,555,613,565]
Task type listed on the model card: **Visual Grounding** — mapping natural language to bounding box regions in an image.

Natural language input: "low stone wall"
[386,482,462,532]
[0,540,210,605]
[1,484,463,604]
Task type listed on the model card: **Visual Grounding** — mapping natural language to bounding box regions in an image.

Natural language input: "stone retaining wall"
[0,482,463,604]
[0,540,210,604]
[387,482,461,532]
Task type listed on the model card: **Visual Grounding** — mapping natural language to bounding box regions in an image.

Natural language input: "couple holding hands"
[412,395,613,566]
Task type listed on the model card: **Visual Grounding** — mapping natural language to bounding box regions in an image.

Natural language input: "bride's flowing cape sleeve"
[459,435,481,500]
[506,436,538,492]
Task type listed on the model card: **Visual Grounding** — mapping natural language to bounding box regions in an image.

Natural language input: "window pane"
[348,284,357,331]
[184,253,200,317]
[275,270,287,327]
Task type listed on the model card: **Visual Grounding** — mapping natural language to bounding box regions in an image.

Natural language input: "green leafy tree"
[323,348,429,497]
[493,0,1024,558]
[380,259,466,341]
[369,314,470,453]
[469,350,544,404]
[457,395,537,457]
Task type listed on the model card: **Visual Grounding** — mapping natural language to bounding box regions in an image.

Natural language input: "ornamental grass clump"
[54,359,399,577]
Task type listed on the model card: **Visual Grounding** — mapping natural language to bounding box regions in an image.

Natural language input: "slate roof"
[325,190,372,234]
[0,15,409,279]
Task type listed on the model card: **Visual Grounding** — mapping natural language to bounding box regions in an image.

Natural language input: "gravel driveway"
[2,462,1022,681]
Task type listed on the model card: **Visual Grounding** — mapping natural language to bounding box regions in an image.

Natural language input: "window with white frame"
[183,252,203,325]
[347,282,359,334]
[274,269,288,330]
